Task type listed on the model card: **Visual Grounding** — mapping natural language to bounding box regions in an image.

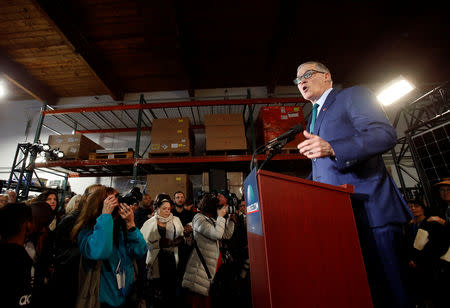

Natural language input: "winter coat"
[78,214,147,307]
[140,215,184,278]
[182,213,234,296]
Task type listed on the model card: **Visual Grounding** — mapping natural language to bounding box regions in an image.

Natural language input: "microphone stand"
[250,138,288,171]
[258,139,288,170]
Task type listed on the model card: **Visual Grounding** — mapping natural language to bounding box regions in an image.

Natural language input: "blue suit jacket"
[307,86,411,227]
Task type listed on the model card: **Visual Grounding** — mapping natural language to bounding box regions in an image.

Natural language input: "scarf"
[155,212,176,241]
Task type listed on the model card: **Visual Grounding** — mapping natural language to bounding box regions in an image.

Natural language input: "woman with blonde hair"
[72,185,147,308]
[65,194,82,215]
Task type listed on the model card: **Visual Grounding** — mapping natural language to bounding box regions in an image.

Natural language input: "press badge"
[115,259,126,295]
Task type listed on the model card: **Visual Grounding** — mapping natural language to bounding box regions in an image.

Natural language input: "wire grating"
[411,121,450,185]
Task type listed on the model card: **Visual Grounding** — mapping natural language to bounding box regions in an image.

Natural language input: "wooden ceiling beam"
[33,0,124,101]
[0,49,58,104]
[266,3,298,95]
[170,0,195,96]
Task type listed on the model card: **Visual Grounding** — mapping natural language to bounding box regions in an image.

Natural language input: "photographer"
[140,194,184,307]
[182,192,234,308]
[71,185,147,308]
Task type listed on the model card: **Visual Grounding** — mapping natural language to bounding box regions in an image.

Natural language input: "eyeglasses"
[439,187,450,193]
[293,69,326,85]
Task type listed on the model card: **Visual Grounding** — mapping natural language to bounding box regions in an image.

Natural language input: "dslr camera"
[115,187,143,206]
[216,190,240,214]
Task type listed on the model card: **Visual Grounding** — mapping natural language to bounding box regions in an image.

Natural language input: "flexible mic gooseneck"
[250,124,304,171]
[265,124,304,148]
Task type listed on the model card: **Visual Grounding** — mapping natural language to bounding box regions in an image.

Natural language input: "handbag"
[75,257,102,308]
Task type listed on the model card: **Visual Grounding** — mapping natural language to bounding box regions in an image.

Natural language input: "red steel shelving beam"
[42,97,305,115]
[35,153,307,177]
[75,124,205,134]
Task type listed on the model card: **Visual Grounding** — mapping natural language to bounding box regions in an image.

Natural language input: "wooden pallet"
[89,151,134,160]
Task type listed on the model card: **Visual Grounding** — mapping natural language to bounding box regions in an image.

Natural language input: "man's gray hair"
[297,61,333,84]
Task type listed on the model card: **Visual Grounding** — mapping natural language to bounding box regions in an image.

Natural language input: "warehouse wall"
[0,86,418,196]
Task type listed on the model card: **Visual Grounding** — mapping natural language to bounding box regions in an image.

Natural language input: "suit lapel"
[314,88,338,135]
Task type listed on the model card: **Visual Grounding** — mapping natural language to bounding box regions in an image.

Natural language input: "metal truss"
[390,81,450,205]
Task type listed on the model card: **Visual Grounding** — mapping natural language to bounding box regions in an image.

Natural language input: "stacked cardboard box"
[205,114,247,151]
[201,171,244,199]
[146,174,191,200]
[202,172,210,193]
[150,118,192,154]
[227,171,244,199]
[256,106,306,150]
[47,134,103,160]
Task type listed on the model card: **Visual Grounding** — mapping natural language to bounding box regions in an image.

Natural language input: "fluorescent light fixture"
[0,80,5,98]
[377,77,415,106]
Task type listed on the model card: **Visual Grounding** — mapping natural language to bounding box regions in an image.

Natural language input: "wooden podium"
[243,169,372,308]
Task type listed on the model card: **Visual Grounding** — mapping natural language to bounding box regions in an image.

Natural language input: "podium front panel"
[245,169,372,308]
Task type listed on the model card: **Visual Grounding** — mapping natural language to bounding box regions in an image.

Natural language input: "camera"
[215,190,240,214]
[115,187,143,206]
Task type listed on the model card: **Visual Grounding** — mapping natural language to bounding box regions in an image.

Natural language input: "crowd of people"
[0,186,251,308]
[402,180,450,308]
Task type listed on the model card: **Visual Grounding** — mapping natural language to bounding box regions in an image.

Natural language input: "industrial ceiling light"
[377,76,415,106]
[0,80,6,98]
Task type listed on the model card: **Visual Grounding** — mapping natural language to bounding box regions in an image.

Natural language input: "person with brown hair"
[36,189,60,231]
[72,185,147,307]
[25,201,55,307]
[182,192,234,308]
[0,203,33,308]
[49,184,103,308]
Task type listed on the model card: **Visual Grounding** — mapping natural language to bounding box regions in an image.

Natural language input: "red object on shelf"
[257,106,307,149]
[245,169,372,308]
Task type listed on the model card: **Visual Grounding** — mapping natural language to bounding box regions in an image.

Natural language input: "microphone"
[266,124,303,148]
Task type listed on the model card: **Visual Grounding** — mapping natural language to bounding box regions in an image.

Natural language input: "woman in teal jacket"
[72,186,147,307]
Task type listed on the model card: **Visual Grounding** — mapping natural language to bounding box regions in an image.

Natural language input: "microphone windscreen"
[291,124,304,133]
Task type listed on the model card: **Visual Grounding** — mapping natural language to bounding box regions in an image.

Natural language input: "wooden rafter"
[33,0,124,101]
[0,49,58,104]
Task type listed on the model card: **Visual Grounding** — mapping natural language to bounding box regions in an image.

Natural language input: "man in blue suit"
[296,61,412,307]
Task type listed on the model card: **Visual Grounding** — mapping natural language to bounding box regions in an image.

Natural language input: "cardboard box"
[256,106,306,150]
[204,114,243,126]
[229,185,243,199]
[227,172,244,186]
[204,113,247,151]
[151,118,191,139]
[206,136,247,151]
[202,172,209,186]
[150,117,193,154]
[146,174,191,200]
[206,125,246,138]
[150,137,191,154]
[152,118,190,129]
[48,134,103,160]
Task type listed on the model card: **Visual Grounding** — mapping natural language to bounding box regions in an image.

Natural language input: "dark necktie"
[309,103,319,133]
